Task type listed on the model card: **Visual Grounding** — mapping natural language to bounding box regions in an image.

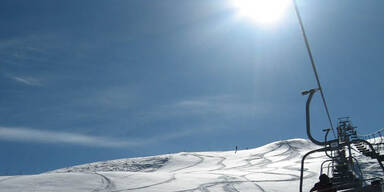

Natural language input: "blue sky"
[0,0,383,175]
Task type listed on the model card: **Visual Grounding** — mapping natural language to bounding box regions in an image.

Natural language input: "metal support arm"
[302,88,330,146]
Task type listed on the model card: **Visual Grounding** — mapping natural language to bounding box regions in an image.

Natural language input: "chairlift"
[292,0,384,191]
[300,88,384,192]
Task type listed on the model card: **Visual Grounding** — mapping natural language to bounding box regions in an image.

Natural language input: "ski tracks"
[92,141,317,192]
[175,178,266,192]
[171,154,204,173]
[111,173,176,192]
[92,172,116,192]
[173,142,312,192]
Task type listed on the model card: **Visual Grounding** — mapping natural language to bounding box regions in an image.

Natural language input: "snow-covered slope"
[0,138,381,192]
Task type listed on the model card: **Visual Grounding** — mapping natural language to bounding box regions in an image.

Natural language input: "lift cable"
[293,0,336,138]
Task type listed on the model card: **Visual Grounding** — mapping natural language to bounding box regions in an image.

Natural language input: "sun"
[232,0,291,24]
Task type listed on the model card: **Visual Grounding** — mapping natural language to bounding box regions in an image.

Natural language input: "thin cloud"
[0,127,190,148]
[168,94,273,117]
[11,76,42,86]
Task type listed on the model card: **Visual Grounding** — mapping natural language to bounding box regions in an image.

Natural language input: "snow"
[0,138,382,192]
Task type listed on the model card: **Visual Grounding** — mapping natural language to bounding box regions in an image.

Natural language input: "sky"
[0,0,383,175]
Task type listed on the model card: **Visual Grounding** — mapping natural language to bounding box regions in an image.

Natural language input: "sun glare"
[232,0,291,24]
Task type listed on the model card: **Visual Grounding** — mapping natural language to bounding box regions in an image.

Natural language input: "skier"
[309,174,336,192]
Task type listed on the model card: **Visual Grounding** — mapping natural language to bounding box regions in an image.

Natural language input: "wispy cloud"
[85,86,139,109]
[11,76,42,86]
[157,94,273,118]
[0,127,189,148]
[138,94,275,134]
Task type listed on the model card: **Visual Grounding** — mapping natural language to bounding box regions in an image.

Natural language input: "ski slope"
[0,138,381,192]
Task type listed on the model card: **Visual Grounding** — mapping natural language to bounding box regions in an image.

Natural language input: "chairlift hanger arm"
[303,88,336,146]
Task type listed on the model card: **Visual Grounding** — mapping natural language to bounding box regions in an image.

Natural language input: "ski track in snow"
[92,172,115,192]
[111,173,176,192]
[0,139,341,192]
[171,154,204,172]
